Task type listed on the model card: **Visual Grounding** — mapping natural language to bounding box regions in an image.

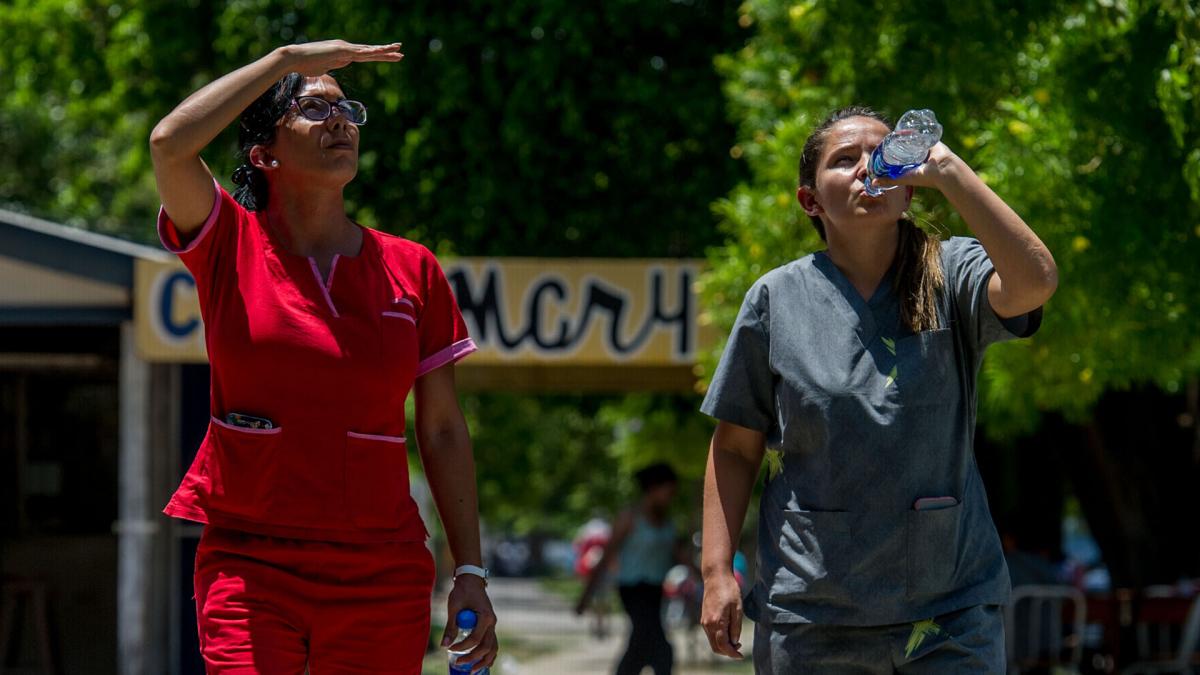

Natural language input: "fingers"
[729,601,744,647]
[291,41,404,76]
[341,41,402,53]
[349,42,404,62]
[700,579,745,660]
[701,607,744,659]
[354,52,405,64]
[445,593,496,654]
[458,628,499,674]
[704,624,743,659]
[446,609,493,653]
[439,612,458,649]
[448,612,498,673]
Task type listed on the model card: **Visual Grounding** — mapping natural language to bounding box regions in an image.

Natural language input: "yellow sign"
[447,259,703,365]
[135,258,713,390]
[134,259,205,362]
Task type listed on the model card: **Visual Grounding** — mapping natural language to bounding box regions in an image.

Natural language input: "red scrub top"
[159,181,476,543]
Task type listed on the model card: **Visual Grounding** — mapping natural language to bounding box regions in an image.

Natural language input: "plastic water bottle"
[448,609,489,675]
[862,109,943,196]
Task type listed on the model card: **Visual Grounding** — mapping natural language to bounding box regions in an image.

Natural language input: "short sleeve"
[943,236,1043,353]
[700,283,777,434]
[415,250,477,377]
[157,178,243,282]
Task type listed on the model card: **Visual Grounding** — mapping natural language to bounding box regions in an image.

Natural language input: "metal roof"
[0,207,169,324]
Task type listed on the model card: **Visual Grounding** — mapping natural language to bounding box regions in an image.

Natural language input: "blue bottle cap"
[455,609,478,630]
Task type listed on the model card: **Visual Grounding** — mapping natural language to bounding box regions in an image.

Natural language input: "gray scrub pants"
[753,605,1005,674]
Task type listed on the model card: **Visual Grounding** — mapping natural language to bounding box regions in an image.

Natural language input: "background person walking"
[577,463,688,675]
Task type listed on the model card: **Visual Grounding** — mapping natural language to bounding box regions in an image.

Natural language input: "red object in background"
[1085,585,1199,668]
[575,534,610,578]
[573,519,612,578]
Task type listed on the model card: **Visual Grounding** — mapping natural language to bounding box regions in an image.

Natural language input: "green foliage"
[1,0,744,257]
[1,1,745,535]
[0,0,162,235]
[700,0,1200,436]
[458,393,710,537]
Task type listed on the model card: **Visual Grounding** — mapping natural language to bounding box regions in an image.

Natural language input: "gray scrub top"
[701,237,1042,626]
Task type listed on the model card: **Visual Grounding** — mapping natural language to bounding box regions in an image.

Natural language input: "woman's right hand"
[700,571,745,659]
[280,40,404,77]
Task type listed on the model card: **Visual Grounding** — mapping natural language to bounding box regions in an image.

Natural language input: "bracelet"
[454,564,490,585]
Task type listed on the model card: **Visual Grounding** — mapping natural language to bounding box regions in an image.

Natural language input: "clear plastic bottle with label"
[862,109,944,196]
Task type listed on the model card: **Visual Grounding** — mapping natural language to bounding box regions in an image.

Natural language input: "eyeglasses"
[291,96,368,125]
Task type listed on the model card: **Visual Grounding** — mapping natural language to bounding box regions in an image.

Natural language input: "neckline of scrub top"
[813,250,897,347]
[254,212,373,318]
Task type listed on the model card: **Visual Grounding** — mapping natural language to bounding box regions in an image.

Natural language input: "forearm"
[939,156,1058,298]
[419,421,484,568]
[701,441,761,580]
[579,552,610,603]
[150,47,296,161]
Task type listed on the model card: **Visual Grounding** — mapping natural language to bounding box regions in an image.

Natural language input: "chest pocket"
[892,328,956,405]
[379,297,419,388]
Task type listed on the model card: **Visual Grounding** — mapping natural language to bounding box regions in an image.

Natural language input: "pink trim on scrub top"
[346,431,407,444]
[158,177,222,254]
[325,255,339,291]
[210,415,283,435]
[308,258,341,318]
[416,338,478,378]
[381,311,416,325]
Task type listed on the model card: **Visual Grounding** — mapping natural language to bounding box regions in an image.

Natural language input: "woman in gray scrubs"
[697,106,1058,674]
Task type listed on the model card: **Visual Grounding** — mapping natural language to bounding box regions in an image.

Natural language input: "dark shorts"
[753,604,1005,674]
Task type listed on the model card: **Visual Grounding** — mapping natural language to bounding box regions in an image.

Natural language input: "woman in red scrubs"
[149,40,497,674]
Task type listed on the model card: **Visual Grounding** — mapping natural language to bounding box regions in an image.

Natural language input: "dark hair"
[634,463,678,492]
[231,72,304,211]
[798,106,944,333]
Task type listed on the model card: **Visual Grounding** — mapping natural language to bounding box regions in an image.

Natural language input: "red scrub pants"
[194,526,435,674]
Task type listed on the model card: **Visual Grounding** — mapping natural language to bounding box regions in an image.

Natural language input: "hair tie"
[232,164,255,186]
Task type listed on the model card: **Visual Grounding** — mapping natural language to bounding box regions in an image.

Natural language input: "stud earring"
[270,160,279,167]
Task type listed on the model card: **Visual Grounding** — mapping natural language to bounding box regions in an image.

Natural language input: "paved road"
[423,578,754,674]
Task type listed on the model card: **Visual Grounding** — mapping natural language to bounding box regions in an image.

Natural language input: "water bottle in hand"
[863,109,943,196]
[448,609,489,675]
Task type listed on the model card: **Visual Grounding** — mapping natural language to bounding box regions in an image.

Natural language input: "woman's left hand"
[441,576,498,673]
[870,142,963,192]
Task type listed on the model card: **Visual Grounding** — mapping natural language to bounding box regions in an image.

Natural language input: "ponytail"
[894,216,944,333]
[231,163,269,211]
[231,71,304,211]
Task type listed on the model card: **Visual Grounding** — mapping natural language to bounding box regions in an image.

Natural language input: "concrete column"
[117,321,156,675]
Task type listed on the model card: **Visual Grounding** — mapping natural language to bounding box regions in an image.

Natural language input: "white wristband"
[454,564,489,584]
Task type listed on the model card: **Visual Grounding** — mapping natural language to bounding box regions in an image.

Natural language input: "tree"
[2,0,745,258]
[1,0,746,539]
[701,0,1200,585]
[450,393,712,539]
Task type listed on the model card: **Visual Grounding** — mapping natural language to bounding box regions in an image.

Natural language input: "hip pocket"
[207,416,282,520]
[906,500,962,599]
[345,431,410,529]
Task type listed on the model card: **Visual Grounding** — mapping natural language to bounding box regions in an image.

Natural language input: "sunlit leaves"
[702,0,1200,437]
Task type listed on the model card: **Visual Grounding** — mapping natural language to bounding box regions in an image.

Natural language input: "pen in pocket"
[912,496,958,511]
